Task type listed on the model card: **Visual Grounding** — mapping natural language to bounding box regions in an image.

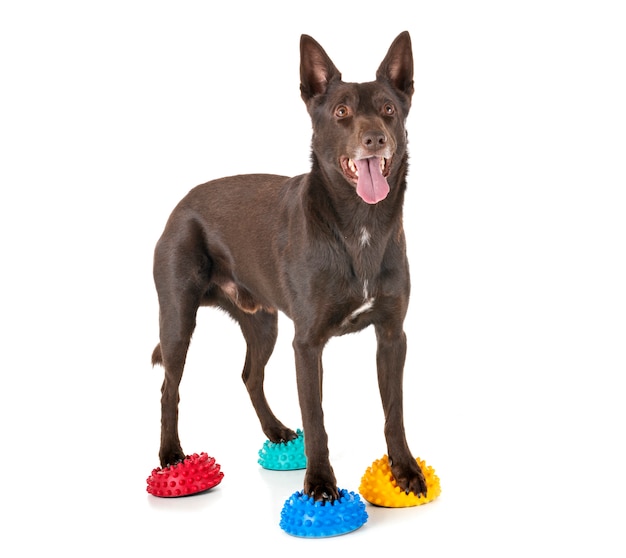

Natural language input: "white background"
[2,1,625,555]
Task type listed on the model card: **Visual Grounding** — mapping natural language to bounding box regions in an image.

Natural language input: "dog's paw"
[390,457,428,498]
[304,470,340,501]
[159,448,186,469]
[307,482,341,502]
[266,426,299,444]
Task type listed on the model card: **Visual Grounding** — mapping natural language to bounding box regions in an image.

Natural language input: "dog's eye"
[384,103,396,116]
[335,105,350,118]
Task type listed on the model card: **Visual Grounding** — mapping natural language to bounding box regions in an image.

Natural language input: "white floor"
[2,2,625,556]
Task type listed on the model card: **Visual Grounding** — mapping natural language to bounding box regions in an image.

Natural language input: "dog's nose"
[362,130,387,151]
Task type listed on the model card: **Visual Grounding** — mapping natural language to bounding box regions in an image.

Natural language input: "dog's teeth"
[380,158,385,172]
[348,159,358,176]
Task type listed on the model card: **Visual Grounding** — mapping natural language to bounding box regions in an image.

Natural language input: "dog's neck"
[304,157,407,290]
[307,153,407,239]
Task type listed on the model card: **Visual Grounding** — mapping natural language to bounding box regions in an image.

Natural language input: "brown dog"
[151,31,427,501]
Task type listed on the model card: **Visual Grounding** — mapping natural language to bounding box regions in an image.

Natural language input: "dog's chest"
[339,227,378,327]
[342,279,374,326]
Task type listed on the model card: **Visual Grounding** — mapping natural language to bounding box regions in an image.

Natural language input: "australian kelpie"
[151,31,427,500]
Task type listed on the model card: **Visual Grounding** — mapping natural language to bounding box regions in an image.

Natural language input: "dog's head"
[300,32,414,205]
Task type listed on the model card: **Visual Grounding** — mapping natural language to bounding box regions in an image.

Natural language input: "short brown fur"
[152,32,427,501]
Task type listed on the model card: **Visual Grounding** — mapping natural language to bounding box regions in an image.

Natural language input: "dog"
[151,30,427,501]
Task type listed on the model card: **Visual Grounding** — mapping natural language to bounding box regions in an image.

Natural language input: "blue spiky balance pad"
[259,430,368,537]
[279,489,368,537]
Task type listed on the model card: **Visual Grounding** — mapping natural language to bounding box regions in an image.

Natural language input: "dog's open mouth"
[340,156,391,204]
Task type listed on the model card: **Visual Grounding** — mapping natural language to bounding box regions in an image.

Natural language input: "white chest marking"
[342,295,375,326]
[360,227,371,247]
[350,298,375,319]
[342,237,374,325]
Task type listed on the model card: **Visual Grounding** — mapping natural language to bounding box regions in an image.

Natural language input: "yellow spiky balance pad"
[359,455,441,507]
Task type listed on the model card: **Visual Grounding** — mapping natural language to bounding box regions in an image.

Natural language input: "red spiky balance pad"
[146,453,223,497]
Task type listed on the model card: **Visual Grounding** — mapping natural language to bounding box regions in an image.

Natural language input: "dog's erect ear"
[376,31,414,101]
[300,35,342,103]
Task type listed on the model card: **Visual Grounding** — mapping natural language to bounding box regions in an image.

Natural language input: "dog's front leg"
[293,336,339,501]
[375,323,428,497]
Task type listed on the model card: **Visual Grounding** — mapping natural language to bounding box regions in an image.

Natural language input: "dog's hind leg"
[152,228,210,467]
[155,296,202,467]
[234,308,298,443]
[153,287,205,467]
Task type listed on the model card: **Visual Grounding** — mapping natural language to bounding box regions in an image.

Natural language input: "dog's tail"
[151,343,163,366]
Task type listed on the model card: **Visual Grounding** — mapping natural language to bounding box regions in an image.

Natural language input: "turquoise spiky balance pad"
[258,429,307,470]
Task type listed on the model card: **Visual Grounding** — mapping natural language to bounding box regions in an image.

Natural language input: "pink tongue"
[354,157,390,204]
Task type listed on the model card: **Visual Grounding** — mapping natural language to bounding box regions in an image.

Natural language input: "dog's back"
[155,173,292,311]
